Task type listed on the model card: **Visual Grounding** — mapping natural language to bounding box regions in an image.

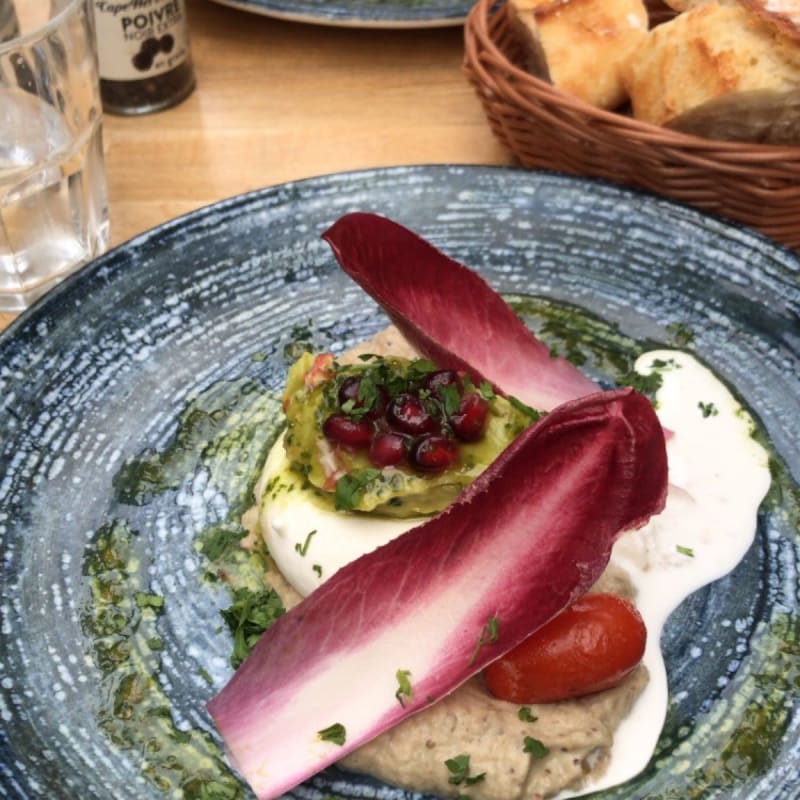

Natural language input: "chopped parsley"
[523,736,549,758]
[283,340,313,360]
[395,669,413,707]
[199,525,246,562]
[342,374,380,419]
[650,357,680,370]
[407,358,437,380]
[618,357,681,398]
[677,544,695,557]
[616,369,663,397]
[469,615,500,665]
[441,383,461,416]
[666,321,695,347]
[444,753,486,786]
[698,400,719,418]
[334,468,381,511]
[219,587,285,668]
[518,706,538,723]
[478,380,496,400]
[135,592,165,611]
[507,395,544,421]
[317,723,346,746]
[289,319,313,340]
[294,529,317,556]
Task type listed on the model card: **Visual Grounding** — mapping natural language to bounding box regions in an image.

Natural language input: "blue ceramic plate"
[0,165,798,800]
[207,0,469,28]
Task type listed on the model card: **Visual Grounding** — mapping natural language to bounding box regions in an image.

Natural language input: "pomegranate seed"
[368,432,407,467]
[370,386,390,418]
[338,376,362,406]
[338,376,389,419]
[409,434,458,473]
[322,413,373,448]
[422,369,461,397]
[450,393,489,442]
[386,392,436,435]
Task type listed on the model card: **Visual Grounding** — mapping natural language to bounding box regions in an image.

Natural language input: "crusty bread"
[508,0,649,109]
[656,0,800,33]
[623,1,800,141]
[738,0,800,40]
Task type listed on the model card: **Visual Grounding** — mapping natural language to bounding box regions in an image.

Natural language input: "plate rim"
[206,0,468,29]
[3,163,799,350]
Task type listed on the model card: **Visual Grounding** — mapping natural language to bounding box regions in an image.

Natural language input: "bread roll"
[654,0,800,31]
[508,0,649,109]
[738,0,800,41]
[623,0,800,142]
[658,0,691,10]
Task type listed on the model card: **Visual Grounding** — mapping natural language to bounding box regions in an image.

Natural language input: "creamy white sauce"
[255,441,419,597]
[257,350,770,796]
[565,350,770,796]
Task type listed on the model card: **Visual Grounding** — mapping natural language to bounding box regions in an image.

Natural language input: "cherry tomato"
[483,593,646,703]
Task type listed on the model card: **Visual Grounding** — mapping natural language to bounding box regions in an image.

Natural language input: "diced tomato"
[483,593,646,703]
[304,353,335,390]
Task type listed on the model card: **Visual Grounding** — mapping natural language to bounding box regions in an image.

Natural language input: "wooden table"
[0,0,511,331]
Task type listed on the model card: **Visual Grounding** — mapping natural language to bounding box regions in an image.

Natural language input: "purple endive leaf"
[208,388,667,800]
[322,212,598,411]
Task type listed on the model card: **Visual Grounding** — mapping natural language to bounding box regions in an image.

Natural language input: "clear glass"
[0,0,109,312]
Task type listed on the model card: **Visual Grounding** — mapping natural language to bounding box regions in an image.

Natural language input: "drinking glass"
[0,0,109,312]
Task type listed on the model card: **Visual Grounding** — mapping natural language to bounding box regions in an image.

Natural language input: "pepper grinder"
[92,0,196,115]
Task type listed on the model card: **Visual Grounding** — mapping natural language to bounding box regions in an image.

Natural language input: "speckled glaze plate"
[1,165,799,800]
[207,0,469,29]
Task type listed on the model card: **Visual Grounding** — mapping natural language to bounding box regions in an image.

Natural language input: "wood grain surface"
[0,0,510,330]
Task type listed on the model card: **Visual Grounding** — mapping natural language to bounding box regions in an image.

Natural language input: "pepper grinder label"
[94,0,191,82]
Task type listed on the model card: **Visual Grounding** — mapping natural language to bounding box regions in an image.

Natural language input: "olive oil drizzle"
[77,300,799,798]
[82,520,245,799]
[82,378,284,798]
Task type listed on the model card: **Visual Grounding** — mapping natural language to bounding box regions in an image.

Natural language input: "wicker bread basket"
[463,0,800,250]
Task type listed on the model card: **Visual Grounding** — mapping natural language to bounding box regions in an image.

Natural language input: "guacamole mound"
[281,350,534,517]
